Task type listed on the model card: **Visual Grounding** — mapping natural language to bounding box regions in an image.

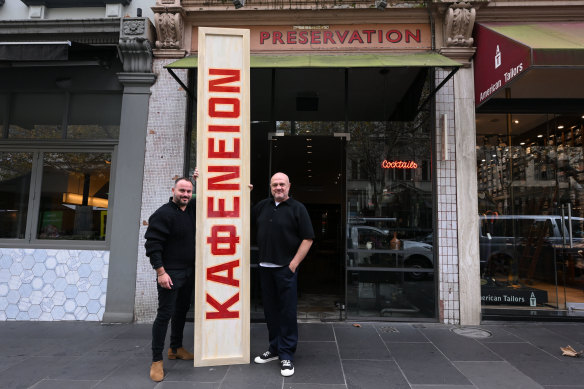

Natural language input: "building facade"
[1,0,583,324]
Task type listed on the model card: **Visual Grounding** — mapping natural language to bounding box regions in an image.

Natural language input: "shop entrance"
[270,134,346,319]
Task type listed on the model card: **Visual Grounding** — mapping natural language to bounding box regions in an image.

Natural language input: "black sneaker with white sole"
[254,351,278,364]
[280,359,294,376]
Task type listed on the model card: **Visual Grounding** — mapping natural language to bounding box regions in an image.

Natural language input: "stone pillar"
[103,18,156,323]
[436,0,484,325]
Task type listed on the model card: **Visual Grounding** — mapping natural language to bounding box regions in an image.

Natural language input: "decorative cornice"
[0,19,120,44]
[152,1,186,55]
[441,1,477,48]
[119,17,155,73]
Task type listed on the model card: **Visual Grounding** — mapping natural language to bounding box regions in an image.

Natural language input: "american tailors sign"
[195,27,250,367]
[473,24,531,107]
[192,24,432,52]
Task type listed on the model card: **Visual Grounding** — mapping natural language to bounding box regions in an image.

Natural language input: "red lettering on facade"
[335,30,349,43]
[298,31,308,44]
[209,97,240,118]
[310,30,321,44]
[287,31,297,44]
[207,166,240,190]
[386,30,402,43]
[206,293,239,319]
[320,30,333,44]
[208,138,240,159]
[273,31,284,44]
[206,225,240,255]
[348,31,364,44]
[378,30,383,43]
[207,196,240,218]
[208,69,240,93]
[207,259,240,287]
[363,30,375,43]
[405,29,421,43]
[259,31,270,44]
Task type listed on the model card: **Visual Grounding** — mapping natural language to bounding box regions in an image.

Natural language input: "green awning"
[165,52,461,69]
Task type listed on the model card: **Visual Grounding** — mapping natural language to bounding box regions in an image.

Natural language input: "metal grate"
[379,326,399,333]
[182,0,425,10]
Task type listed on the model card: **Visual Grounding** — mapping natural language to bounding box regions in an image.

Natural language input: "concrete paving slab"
[453,361,544,389]
[420,328,502,362]
[342,359,409,389]
[387,342,471,386]
[334,324,392,360]
[285,341,345,385]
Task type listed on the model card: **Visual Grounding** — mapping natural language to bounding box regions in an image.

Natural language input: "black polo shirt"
[252,197,315,266]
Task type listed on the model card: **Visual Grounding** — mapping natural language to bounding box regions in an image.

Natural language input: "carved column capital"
[433,0,488,67]
[152,1,187,58]
[119,17,155,73]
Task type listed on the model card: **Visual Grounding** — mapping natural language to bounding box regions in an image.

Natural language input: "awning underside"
[165,52,461,69]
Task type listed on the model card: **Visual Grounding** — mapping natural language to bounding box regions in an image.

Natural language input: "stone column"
[103,18,156,323]
[436,0,484,325]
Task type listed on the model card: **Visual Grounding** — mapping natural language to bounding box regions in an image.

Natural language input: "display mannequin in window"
[145,170,198,382]
[252,172,314,377]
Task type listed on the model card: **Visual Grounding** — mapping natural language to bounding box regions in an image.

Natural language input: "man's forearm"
[289,239,313,271]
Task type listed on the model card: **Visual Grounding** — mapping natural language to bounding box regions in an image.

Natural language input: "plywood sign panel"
[194,27,250,367]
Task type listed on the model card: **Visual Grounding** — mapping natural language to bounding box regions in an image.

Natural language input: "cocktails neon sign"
[381,160,418,169]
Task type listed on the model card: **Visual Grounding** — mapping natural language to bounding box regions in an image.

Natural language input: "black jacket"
[145,198,196,270]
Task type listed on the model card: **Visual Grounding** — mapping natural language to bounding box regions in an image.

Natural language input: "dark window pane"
[0,152,32,238]
[9,93,65,138]
[0,94,7,137]
[37,152,111,241]
[67,93,122,139]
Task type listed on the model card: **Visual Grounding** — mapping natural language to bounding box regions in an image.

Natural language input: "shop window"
[0,152,33,239]
[37,152,111,241]
[67,94,122,139]
[9,93,65,139]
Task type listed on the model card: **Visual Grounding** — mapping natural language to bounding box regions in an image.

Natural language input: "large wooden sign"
[194,27,250,367]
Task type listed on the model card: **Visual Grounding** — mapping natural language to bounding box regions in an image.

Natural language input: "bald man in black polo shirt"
[252,172,314,377]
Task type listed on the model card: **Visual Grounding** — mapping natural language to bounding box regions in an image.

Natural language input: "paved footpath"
[0,320,583,388]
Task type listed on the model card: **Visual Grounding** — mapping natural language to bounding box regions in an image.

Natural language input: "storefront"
[473,21,584,319]
[133,0,477,324]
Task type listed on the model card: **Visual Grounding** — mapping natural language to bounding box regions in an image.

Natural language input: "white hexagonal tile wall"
[22,255,35,270]
[64,299,76,313]
[64,285,78,299]
[90,256,104,272]
[34,250,48,262]
[30,291,43,305]
[31,278,44,290]
[79,251,93,264]
[77,264,91,278]
[10,262,23,275]
[41,298,55,313]
[17,311,29,320]
[77,278,90,292]
[67,256,81,271]
[8,275,22,290]
[32,263,46,277]
[0,255,13,269]
[29,304,42,319]
[51,305,65,320]
[45,256,57,270]
[42,270,57,284]
[54,278,67,292]
[56,251,70,264]
[0,283,8,296]
[74,306,88,320]
[21,270,34,284]
[0,297,8,310]
[88,285,102,300]
[65,272,80,285]
[18,284,33,298]
[87,300,101,314]
[18,298,31,312]
[75,292,90,306]
[55,264,67,278]
[7,290,19,304]
[6,304,18,319]
[53,291,66,306]
[88,272,102,286]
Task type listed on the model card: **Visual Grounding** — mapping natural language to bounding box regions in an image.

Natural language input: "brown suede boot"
[168,347,194,360]
[150,360,164,382]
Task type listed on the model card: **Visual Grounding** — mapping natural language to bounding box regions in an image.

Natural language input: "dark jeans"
[152,267,194,362]
[259,265,298,361]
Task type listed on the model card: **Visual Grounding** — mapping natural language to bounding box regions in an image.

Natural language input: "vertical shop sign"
[194,27,250,367]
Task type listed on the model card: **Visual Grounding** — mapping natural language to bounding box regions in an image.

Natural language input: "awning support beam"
[167,68,193,99]
[418,67,459,110]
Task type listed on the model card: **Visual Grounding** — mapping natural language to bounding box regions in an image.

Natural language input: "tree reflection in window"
[37,152,111,240]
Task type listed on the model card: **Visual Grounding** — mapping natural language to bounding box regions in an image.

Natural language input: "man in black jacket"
[252,172,314,377]
[145,172,197,382]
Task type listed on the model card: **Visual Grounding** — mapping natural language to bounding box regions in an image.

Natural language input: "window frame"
[0,139,117,249]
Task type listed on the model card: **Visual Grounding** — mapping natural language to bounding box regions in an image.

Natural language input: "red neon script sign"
[381,160,418,169]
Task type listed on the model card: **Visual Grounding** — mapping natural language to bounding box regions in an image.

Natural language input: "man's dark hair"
[174,177,192,185]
